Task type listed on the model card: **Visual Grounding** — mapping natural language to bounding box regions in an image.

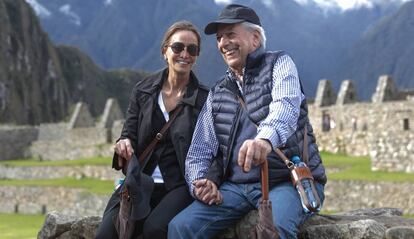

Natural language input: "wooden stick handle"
[261,160,269,200]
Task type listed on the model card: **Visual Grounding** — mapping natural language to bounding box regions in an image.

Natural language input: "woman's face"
[164,30,199,75]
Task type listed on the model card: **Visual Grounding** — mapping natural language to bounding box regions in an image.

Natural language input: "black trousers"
[95,184,193,239]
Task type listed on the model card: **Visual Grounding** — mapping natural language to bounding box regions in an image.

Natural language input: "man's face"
[216,23,260,74]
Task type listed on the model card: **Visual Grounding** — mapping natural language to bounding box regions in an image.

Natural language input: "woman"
[95,21,208,239]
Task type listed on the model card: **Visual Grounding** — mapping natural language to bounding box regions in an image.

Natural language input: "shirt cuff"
[256,126,281,150]
[189,182,196,198]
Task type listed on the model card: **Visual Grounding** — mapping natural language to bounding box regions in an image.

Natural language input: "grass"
[0,177,115,195]
[2,151,414,238]
[321,151,414,182]
[0,156,111,167]
[0,213,45,239]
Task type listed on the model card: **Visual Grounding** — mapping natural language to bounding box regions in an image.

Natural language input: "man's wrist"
[259,138,273,150]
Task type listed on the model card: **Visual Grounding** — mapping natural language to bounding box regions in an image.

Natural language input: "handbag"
[113,105,183,239]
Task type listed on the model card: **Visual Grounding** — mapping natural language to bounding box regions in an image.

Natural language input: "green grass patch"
[0,177,115,195]
[0,213,45,239]
[321,151,414,182]
[0,156,111,167]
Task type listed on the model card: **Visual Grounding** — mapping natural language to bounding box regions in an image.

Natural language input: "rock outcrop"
[38,208,414,239]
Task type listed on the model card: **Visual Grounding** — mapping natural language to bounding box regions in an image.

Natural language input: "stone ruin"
[0,98,125,161]
[0,74,413,173]
[309,75,414,173]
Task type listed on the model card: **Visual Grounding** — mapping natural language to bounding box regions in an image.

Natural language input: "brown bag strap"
[303,126,309,165]
[137,104,184,164]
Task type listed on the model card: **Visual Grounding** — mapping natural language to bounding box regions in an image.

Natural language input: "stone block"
[386,226,414,239]
[372,75,399,103]
[37,211,78,239]
[68,102,94,129]
[314,79,337,107]
[336,80,358,105]
[99,98,124,129]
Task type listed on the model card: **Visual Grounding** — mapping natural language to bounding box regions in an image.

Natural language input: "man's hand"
[193,179,223,205]
[238,139,272,172]
[114,138,134,168]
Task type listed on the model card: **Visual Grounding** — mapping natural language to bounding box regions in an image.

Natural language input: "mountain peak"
[25,0,50,18]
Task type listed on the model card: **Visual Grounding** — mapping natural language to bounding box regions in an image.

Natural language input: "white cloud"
[59,4,81,26]
[25,0,51,18]
[104,0,114,5]
[295,0,410,11]
[215,0,233,5]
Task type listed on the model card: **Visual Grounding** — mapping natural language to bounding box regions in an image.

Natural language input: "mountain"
[0,0,145,125]
[335,0,414,98]
[28,0,407,98]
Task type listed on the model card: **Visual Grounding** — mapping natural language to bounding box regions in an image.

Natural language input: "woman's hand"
[114,138,134,168]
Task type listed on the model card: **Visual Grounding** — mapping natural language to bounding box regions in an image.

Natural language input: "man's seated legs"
[168,182,260,239]
[269,181,325,239]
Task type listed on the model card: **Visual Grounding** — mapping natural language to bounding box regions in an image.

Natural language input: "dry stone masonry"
[37,208,414,239]
[0,75,412,174]
[309,75,414,173]
[0,98,124,161]
[1,75,412,174]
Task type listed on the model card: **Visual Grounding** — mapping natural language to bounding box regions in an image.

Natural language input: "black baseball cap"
[204,4,261,35]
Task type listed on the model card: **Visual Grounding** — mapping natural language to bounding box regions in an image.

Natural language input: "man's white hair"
[241,21,267,49]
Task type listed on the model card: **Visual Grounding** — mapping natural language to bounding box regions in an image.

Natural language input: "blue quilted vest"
[210,47,326,186]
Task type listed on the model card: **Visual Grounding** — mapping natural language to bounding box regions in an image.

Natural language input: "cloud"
[215,0,233,5]
[59,4,81,26]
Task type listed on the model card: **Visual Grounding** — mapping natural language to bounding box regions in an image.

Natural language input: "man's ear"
[253,30,261,48]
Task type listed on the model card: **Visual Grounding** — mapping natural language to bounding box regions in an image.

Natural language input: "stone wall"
[308,75,414,173]
[0,165,123,180]
[370,131,414,173]
[38,208,414,239]
[30,127,113,160]
[0,98,124,161]
[0,186,109,216]
[1,75,413,173]
[0,125,38,160]
[37,123,68,141]
[324,181,414,215]
[2,180,414,216]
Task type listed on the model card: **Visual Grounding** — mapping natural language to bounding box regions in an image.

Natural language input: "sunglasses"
[168,42,199,57]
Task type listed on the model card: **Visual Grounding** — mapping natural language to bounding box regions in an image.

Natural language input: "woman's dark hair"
[160,20,201,55]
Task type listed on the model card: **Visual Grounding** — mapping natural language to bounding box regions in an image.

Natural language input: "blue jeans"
[168,181,325,239]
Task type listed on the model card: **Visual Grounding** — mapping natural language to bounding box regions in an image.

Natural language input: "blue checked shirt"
[185,54,305,196]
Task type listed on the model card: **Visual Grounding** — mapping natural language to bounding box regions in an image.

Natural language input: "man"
[169,4,327,239]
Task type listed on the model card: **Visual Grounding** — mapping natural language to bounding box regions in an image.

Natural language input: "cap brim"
[204,18,245,35]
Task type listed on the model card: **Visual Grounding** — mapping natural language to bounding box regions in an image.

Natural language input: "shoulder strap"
[303,126,309,165]
[137,104,184,164]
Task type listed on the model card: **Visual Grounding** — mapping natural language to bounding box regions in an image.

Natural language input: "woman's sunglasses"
[168,42,199,57]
